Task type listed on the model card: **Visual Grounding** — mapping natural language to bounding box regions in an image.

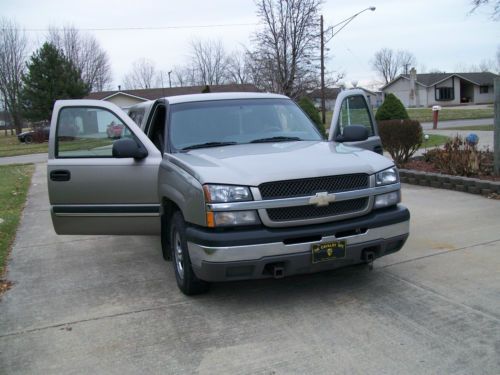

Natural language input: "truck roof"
[165,92,289,104]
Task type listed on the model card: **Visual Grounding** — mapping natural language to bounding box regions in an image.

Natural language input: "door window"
[338,95,374,136]
[56,107,136,158]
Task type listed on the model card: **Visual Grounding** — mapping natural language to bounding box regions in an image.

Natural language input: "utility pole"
[320,15,326,125]
[168,71,172,88]
[494,78,499,175]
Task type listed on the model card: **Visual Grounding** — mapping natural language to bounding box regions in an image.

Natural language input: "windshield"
[169,98,323,152]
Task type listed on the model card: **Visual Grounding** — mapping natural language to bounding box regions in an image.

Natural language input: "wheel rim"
[173,230,184,280]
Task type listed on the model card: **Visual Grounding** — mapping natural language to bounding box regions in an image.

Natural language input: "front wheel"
[170,211,210,295]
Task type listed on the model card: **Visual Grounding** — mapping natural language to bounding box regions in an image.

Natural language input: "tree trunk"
[11,111,23,135]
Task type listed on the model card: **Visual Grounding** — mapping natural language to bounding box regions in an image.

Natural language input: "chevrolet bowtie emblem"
[309,192,335,207]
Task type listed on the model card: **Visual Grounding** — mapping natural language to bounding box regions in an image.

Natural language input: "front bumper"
[186,206,410,282]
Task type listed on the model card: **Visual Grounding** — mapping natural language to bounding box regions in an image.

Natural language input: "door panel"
[329,89,383,154]
[48,100,162,235]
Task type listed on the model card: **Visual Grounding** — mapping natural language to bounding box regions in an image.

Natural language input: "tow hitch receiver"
[363,250,375,271]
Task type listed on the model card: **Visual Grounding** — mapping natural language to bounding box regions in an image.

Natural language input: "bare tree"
[170,65,196,87]
[122,59,159,89]
[397,50,416,75]
[371,48,416,84]
[190,39,229,85]
[226,49,252,84]
[470,0,500,18]
[0,18,28,134]
[250,0,322,98]
[48,26,112,92]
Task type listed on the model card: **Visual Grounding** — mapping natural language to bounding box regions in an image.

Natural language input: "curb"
[399,169,500,197]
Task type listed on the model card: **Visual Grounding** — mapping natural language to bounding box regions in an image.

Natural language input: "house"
[85,83,260,109]
[308,88,341,110]
[381,69,498,107]
[357,87,383,108]
[308,87,382,110]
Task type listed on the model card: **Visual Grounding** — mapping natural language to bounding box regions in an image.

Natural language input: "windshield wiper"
[250,136,302,143]
[181,141,238,151]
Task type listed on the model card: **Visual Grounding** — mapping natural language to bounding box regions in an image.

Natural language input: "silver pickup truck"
[47,90,409,295]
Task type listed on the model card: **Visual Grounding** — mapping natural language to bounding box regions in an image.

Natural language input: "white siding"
[105,94,146,109]
[384,78,411,107]
[474,85,494,104]
[418,87,428,107]
[312,98,336,110]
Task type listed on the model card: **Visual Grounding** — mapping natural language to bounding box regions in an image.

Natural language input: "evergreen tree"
[375,93,409,121]
[298,96,326,137]
[21,42,89,122]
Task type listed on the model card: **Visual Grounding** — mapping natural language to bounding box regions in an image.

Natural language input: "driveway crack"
[382,269,500,323]
[0,301,191,339]
[381,238,500,269]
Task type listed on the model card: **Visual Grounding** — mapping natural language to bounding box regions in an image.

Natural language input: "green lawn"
[406,107,493,123]
[0,133,48,158]
[0,164,34,281]
[421,134,449,148]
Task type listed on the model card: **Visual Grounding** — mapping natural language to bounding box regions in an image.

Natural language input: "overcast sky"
[2,0,499,90]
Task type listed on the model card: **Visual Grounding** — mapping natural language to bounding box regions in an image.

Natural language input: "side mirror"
[112,138,148,159]
[335,125,369,142]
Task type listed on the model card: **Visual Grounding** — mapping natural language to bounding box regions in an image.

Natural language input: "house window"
[479,85,489,94]
[435,87,454,101]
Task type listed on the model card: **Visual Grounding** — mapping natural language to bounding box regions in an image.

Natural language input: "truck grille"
[259,174,369,200]
[266,198,369,222]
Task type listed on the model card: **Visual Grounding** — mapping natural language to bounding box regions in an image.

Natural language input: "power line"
[2,22,261,32]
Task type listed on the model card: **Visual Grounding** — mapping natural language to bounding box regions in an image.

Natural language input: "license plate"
[311,240,346,263]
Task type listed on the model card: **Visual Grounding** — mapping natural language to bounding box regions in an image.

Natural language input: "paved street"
[0,164,499,374]
[421,117,494,130]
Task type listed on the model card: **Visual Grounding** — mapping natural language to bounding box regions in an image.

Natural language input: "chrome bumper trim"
[187,220,409,267]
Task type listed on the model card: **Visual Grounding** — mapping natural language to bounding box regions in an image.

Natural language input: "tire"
[24,134,32,144]
[170,211,210,295]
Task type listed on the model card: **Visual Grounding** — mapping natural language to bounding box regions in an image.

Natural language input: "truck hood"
[168,141,394,186]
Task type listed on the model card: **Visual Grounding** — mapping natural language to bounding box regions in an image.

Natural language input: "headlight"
[375,167,399,186]
[374,191,401,209]
[204,184,252,203]
[210,210,261,227]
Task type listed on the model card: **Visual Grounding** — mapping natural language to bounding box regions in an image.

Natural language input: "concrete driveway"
[1,164,499,374]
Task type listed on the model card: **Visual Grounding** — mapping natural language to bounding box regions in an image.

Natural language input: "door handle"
[50,170,71,181]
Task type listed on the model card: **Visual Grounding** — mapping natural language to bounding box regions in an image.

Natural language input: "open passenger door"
[328,89,383,154]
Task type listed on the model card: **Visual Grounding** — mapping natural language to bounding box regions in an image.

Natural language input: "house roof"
[85,84,260,101]
[357,87,381,96]
[381,71,499,90]
[308,88,341,100]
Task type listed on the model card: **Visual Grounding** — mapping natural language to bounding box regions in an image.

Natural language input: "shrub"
[375,93,409,121]
[423,136,493,176]
[298,96,326,137]
[378,119,422,167]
